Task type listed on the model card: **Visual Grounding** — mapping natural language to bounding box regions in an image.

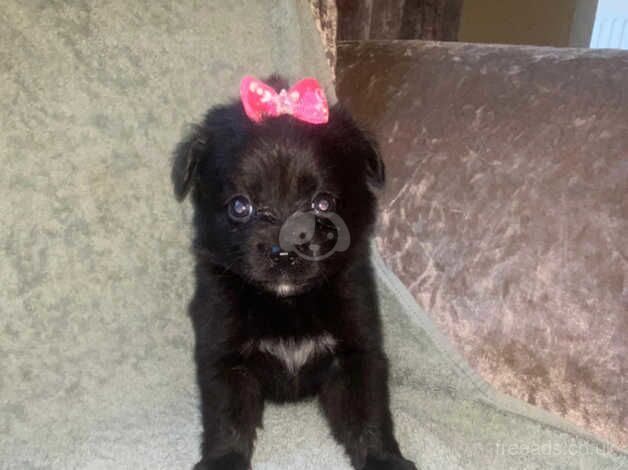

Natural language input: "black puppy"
[172,76,416,470]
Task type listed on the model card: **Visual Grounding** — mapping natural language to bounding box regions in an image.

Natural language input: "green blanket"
[1,1,626,469]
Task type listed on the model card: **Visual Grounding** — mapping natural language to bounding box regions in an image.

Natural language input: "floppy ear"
[349,125,385,192]
[362,131,385,191]
[326,105,386,192]
[171,125,207,202]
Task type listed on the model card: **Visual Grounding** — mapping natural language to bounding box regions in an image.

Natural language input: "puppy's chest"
[241,334,337,374]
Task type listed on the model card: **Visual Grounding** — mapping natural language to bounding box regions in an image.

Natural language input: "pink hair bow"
[240,75,329,125]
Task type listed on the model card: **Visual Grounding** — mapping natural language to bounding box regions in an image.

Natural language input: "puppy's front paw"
[193,452,250,470]
[363,455,418,470]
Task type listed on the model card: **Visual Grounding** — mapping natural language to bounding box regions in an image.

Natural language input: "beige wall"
[459,0,597,47]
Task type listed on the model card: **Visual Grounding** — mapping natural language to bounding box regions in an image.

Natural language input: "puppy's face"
[173,82,383,296]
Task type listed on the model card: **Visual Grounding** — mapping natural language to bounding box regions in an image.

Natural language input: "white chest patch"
[242,333,337,374]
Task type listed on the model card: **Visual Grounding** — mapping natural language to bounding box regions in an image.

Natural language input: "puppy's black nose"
[269,244,298,265]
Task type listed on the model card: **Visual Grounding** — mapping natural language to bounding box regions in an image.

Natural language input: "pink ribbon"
[240,75,329,125]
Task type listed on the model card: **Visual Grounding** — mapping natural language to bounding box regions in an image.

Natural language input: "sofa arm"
[337,40,628,448]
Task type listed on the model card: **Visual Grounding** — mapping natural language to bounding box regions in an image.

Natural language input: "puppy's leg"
[195,359,263,470]
[319,351,417,470]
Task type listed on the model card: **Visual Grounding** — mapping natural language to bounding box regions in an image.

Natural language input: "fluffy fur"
[172,76,416,470]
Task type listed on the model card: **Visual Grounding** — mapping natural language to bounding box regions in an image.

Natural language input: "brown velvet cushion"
[336,40,628,448]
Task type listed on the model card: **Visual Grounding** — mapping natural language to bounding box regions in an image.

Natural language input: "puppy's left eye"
[312,192,336,213]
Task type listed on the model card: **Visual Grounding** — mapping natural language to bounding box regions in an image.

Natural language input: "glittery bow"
[240,75,329,125]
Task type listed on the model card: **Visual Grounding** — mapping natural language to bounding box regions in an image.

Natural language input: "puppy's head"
[172,76,384,297]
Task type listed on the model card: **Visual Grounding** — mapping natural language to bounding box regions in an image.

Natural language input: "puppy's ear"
[362,132,385,191]
[326,105,386,192]
[171,125,207,202]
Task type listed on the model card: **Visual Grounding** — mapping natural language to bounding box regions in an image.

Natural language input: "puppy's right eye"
[227,195,254,222]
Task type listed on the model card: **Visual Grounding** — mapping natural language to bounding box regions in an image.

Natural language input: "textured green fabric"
[1,1,626,469]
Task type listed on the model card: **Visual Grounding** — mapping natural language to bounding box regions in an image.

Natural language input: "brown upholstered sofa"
[336,40,628,448]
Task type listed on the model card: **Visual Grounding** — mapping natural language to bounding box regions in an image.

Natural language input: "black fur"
[172,76,416,470]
